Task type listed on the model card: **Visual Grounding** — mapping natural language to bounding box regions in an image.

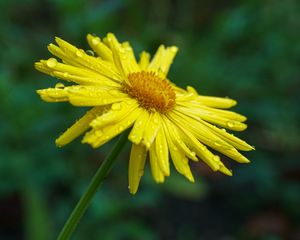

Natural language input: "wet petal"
[149,144,165,183]
[128,143,147,194]
[86,34,113,62]
[56,107,104,147]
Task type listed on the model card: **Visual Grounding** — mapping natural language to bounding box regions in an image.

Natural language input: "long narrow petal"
[170,116,221,171]
[163,116,197,161]
[142,112,160,149]
[35,59,119,86]
[175,105,247,131]
[128,110,150,144]
[148,45,178,75]
[170,111,250,163]
[186,86,237,109]
[106,33,140,76]
[86,34,113,62]
[149,144,165,183]
[155,123,170,176]
[162,118,194,182]
[67,86,129,106]
[83,108,142,148]
[128,144,147,194]
[56,107,104,147]
[90,100,138,129]
[200,120,254,151]
[54,37,123,81]
[139,51,150,70]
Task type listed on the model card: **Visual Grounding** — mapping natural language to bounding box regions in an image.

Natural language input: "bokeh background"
[1,0,299,239]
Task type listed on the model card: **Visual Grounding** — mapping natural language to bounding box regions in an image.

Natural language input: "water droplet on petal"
[92,37,100,45]
[112,103,122,111]
[86,50,95,56]
[227,121,235,128]
[95,130,103,137]
[214,141,222,147]
[200,145,207,151]
[46,58,57,68]
[172,146,178,152]
[55,83,65,89]
[212,155,220,162]
[63,72,69,78]
[76,49,84,57]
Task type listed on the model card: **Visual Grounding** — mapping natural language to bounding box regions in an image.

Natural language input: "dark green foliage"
[0,0,299,239]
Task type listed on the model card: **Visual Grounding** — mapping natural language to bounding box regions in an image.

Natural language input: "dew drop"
[109,90,119,96]
[200,145,207,151]
[227,121,235,128]
[172,146,178,152]
[46,58,57,68]
[212,155,220,162]
[214,141,222,147]
[76,49,84,57]
[92,37,100,45]
[153,118,159,124]
[112,103,122,111]
[55,83,65,89]
[86,50,95,56]
[95,130,103,137]
[63,72,69,78]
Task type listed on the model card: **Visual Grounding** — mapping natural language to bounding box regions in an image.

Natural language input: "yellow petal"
[155,125,170,176]
[148,45,178,75]
[55,107,104,147]
[162,118,194,182]
[128,110,150,144]
[175,105,247,131]
[200,120,254,151]
[54,37,122,81]
[138,51,150,70]
[90,100,138,129]
[36,88,68,102]
[149,144,165,183]
[83,107,142,148]
[170,111,249,163]
[86,34,113,62]
[163,116,197,161]
[128,143,147,194]
[35,58,119,87]
[172,119,220,171]
[66,86,129,106]
[186,86,237,109]
[142,112,160,149]
[106,33,140,76]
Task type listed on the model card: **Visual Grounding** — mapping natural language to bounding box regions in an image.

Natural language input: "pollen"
[123,71,176,113]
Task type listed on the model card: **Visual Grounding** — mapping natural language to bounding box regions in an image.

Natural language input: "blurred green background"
[1,0,299,239]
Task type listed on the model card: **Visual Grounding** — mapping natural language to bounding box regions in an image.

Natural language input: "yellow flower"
[35,33,254,194]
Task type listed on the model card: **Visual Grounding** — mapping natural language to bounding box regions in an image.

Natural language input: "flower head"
[35,33,254,194]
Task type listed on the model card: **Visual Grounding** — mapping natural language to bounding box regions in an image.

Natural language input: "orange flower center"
[123,71,176,113]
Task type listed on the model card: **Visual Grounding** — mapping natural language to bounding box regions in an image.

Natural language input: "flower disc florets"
[123,71,176,113]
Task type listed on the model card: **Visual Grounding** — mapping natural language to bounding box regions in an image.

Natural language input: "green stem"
[57,130,129,240]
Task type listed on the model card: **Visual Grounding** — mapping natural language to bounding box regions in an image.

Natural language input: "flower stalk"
[57,130,129,240]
